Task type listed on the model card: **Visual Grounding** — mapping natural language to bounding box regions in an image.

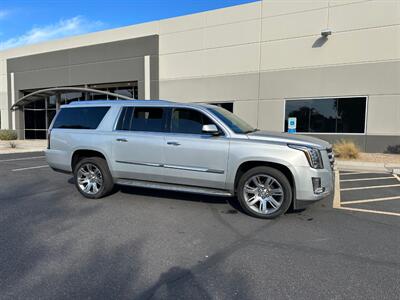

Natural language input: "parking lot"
[336,171,400,217]
[1,152,400,299]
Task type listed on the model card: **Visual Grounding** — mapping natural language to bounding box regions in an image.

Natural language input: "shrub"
[333,139,360,159]
[0,130,18,141]
[385,144,400,154]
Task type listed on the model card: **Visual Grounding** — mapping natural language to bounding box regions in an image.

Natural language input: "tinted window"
[285,97,366,133]
[131,107,166,132]
[284,100,311,132]
[116,107,134,131]
[309,99,337,133]
[337,98,366,133]
[53,107,110,129]
[171,108,215,134]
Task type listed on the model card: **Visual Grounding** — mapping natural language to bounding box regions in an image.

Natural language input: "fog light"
[312,177,325,194]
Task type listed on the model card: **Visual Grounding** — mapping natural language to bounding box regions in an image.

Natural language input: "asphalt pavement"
[0,152,399,299]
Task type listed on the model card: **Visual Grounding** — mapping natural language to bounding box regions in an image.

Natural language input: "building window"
[284,97,367,134]
[89,82,138,100]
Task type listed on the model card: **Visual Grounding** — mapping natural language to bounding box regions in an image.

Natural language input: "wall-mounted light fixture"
[321,29,332,37]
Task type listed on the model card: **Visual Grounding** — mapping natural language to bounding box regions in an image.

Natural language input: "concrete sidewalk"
[0,140,47,154]
[336,159,400,174]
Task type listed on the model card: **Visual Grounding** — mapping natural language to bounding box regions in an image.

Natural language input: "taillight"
[47,130,51,149]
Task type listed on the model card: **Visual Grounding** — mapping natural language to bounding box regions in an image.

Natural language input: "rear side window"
[116,107,167,132]
[52,107,110,129]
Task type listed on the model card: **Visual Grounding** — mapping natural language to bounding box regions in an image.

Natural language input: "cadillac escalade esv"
[45,100,334,219]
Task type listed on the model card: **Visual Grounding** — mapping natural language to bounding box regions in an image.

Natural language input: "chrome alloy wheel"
[243,174,284,215]
[77,163,103,195]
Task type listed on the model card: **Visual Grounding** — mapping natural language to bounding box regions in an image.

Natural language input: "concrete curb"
[336,160,400,174]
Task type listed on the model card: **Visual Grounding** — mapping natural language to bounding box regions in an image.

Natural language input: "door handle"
[167,141,181,146]
[116,138,128,142]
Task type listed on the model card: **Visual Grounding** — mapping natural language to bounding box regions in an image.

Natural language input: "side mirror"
[202,124,220,135]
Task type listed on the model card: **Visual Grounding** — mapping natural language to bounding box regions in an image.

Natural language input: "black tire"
[73,157,114,199]
[237,166,292,219]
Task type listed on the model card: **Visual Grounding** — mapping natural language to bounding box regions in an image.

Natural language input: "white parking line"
[340,176,394,182]
[340,184,400,192]
[341,195,400,205]
[0,156,45,163]
[338,206,400,217]
[335,171,400,217]
[12,165,49,172]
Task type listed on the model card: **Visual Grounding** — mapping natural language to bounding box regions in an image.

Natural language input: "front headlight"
[288,144,324,169]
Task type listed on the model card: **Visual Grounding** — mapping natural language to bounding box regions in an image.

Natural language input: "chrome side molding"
[116,160,224,174]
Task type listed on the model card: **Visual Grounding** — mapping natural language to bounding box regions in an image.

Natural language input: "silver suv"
[46,100,334,219]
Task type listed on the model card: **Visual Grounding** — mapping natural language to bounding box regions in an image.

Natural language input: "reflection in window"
[62,92,85,104]
[285,97,366,134]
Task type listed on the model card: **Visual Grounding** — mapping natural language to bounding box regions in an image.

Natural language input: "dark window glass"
[114,88,134,99]
[210,102,233,112]
[61,92,85,104]
[52,107,110,129]
[171,108,214,134]
[285,97,366,133]
[48,96,57,109]
[131,107,166,132]
[337,98,366,133]
[25,130,47,139]
[309,99,337,133]
[116,107,134,131]
[284,100,311,132]
[24,110,46,129]
[47,110,57,126]
[90,92,107,101]
[25,99,46,109]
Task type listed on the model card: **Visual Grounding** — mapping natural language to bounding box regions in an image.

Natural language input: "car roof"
[61,100,213,109]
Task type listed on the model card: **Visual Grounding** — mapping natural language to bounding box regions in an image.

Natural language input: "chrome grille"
[326,147,335,170]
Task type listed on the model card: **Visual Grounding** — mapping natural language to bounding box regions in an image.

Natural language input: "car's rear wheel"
[237,166,292,219]
[73,157,114,199]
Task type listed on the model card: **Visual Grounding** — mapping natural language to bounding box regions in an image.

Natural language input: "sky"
[0,0,257,51]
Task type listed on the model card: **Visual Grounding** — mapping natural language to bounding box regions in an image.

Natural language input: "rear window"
[52,107,110,129]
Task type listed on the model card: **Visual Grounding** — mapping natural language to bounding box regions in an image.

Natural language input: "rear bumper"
[45,149,72,173]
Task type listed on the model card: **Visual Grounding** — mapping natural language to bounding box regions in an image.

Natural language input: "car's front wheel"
[237,166,292,219]
[73,157,114,199]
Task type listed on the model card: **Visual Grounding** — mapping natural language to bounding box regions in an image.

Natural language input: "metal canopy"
[10,87,135,111]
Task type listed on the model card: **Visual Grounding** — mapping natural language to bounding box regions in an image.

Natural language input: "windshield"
[206,105,256,134]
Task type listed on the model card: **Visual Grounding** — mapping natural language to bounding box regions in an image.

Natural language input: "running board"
[116,178,233,197]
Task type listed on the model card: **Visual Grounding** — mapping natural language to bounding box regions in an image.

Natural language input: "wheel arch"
[71,149,109,171]
[233,161,296,200]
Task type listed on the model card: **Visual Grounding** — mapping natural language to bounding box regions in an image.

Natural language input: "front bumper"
[294,166,334,202]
